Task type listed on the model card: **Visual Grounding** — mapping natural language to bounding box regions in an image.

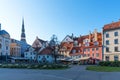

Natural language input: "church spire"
[21,18,26,43]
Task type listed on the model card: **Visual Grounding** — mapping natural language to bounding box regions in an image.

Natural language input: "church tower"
[21,18,26,43]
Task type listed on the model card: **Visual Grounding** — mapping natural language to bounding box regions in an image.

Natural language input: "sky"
[0,0,120,45]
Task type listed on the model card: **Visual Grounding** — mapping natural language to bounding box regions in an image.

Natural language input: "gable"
[29,47,34,51]
[62,35,73,43]
[32,39,42,48]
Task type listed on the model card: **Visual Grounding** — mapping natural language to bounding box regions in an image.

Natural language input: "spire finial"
[21,17,26,43]
[36,36,39,39]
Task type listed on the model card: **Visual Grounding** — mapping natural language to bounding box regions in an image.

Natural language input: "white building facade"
[24,46,36,61]
[0,24,10,61]
[103,21,120,61]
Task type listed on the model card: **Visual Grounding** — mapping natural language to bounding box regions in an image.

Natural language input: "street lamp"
[6,52,8,62]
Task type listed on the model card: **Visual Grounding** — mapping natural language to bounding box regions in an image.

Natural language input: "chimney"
[94,29,97,41]
[71,33,74,39]
[89,31,91,42]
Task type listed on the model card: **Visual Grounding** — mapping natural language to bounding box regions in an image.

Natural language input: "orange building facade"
[59,30,102,64]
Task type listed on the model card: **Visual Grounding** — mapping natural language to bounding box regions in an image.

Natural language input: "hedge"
[99,61,120,67]
[0,63,69,69]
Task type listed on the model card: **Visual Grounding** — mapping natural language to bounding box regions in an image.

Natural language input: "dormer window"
[85,42,89,46]
[74,40,78,46]
[66,38,68,41]
[72,50,76,54]
[94,41,99,46]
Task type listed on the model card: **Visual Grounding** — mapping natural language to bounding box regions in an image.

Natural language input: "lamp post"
[6,52,7,62]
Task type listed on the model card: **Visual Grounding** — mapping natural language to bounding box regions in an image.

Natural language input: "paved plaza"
[0,65,120,80]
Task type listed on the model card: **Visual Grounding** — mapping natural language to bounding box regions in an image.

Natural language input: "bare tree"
[49,34,59,63]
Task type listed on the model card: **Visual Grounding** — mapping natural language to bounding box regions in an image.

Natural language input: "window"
[72,50,76,54]
[92,48,94,51]
[88,48,90,51]
[83,54,86,57]
[92,53,94,57]
[79,55,81,58]
[106,33,109,38]
[84,49,86,52]
[105,56,109,61]
[0,39,2,42]
[74,40,78,46]
[114,39,118,44]
[96,48,99,51]
[106,47,109,52]
[94,41,99,46]
[114,55,118,61]
[114,32,118,36]
[47,55,49,58]
[0,44,2,49]
[6,46,8,50]
[114,47,118,52]
[106,40,109,45]
[85,41,89,46]
[96,53,99,57]
[88,54,90,57]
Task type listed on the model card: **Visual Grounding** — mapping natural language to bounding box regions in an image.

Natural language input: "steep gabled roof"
[59,42,73,51]
[38,38,47,44]
[61,35,73,43]
[32,37,47,48]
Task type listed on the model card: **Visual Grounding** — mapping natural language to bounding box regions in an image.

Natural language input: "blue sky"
[0,0,120,45]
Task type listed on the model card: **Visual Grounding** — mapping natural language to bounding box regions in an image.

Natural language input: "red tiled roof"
[103,21,120,31]
[69,46,83,55]
[39,47,53,55]
[59,42,73,51]
[78,35,89,43]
